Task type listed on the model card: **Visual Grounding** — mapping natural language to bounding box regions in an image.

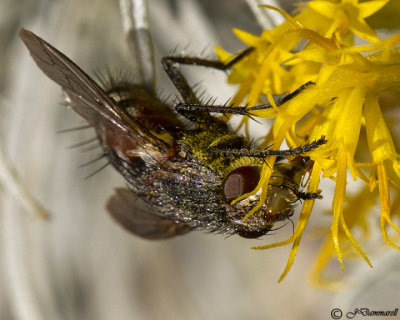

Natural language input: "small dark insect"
[20,28,325,240]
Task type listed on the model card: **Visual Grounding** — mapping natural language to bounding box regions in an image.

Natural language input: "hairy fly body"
[20,29,325,240]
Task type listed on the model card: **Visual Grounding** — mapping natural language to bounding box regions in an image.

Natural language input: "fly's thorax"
[178,130,246,170]
[107,85,183,134]
[98,85,184,163]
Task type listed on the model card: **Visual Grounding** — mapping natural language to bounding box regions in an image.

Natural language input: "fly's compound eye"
[223,166,260,203]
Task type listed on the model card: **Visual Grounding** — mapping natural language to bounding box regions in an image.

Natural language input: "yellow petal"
[339,214,372,267]
[215,46,234,63]
[310,86,364,166]
[272,86,321,141]
[348,16,380,43]
[377,163,400,249]
[316,64,336,86]
[310,238,347,290]
[253,163,321,250]
[296,28,339,50]
[358,0,390,18]
[289,48,331,64]
[332,148,347,270]
[342,32,400,56]
[259,4,303,29]
[233,28,261,47]
[308,1,339,19]
[277,162,323,282]
[333,87,365,156]
[365,95,397,162]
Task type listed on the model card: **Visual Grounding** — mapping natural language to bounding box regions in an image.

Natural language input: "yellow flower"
[307,0,389,42]
[218,0,400,286]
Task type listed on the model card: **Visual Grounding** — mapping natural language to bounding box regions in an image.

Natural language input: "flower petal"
[233,28,262,47]
[308,1,339,19]
[377,163,400,249]
[365,95,397,162]
[359,0,390,18]
[332,148,347,270]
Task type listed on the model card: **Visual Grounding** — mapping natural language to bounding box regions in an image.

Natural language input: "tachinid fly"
[20,28,325,240]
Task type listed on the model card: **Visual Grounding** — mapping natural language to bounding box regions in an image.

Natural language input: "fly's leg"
[175,81,315,117]
[162,47,253,129]
[210,136,327,157]
[247,81,315,112]
[175,103,254,117]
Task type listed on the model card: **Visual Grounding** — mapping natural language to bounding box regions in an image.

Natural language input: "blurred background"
[1,0,400,319]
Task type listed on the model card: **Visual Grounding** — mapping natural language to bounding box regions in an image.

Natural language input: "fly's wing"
[19,28,169,159]
[107,188,192,239]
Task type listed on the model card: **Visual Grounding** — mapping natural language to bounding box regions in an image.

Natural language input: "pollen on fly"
[19,28,326,241]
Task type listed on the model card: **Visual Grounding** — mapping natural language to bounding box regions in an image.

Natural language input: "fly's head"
[221,157,311,239]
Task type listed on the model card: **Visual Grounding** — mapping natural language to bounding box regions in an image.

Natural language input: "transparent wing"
[19,28,167,154]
